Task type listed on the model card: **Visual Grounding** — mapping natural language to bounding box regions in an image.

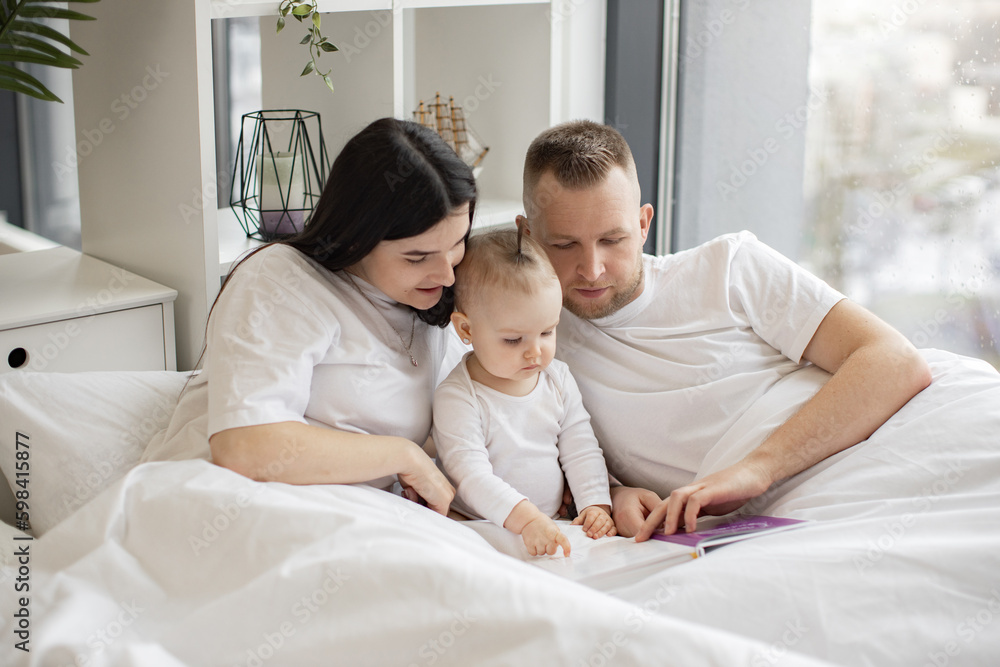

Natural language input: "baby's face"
[465,278,563,382]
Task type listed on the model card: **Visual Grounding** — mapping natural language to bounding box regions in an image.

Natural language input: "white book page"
[457,519,693,592]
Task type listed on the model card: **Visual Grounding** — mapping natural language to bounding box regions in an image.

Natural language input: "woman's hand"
[211,424,455,516]
[396,442,455,516]
[521,515,572,557]
[572,504,616,539]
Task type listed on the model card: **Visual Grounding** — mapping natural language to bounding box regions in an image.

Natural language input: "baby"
[432,228,615,557]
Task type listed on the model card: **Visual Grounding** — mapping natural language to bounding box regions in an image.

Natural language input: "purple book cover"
[651,515,808,549]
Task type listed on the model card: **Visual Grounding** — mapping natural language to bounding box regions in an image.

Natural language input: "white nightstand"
[0,247,178,373]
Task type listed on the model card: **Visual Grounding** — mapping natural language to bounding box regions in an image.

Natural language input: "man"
[517,120,932,540]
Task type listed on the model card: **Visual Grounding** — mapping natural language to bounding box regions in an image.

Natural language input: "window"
[671,1,999,369]
[801,2,1000,368]
[8,59,81,249]
[213,17,263,209]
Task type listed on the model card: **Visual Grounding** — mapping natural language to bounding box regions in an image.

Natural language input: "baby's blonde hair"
[454,228,559,314]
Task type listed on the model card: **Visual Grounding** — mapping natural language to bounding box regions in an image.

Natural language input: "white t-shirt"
[555,231,846,498]
[432,354,613,527]
[142,244,457,490]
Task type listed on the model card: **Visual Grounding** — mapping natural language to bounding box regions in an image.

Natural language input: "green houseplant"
[277,0,338,92]
[0,0,98,103]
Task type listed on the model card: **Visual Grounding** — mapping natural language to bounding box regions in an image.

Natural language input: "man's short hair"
[454,228,558,314]
[522,120,637,212]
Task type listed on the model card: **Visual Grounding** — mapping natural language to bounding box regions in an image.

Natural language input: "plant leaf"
[2,34,82,68]
[0,78,61,101]
[17,7,95,22]
[0,48,71,66]
[276,16,285,32]
[0,63,61,101]
[274,0,333,94]
[0,61,49,87]
[10,19,89,55]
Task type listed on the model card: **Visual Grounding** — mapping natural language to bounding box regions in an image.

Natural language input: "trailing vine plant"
[277,0,337,93]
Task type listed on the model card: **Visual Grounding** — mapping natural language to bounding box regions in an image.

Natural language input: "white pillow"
[0,371,189,536]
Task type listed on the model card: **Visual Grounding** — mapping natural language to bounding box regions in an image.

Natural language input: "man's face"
[524,167,653,320]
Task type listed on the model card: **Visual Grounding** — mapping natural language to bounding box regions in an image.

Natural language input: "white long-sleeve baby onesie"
[432,353,613,527]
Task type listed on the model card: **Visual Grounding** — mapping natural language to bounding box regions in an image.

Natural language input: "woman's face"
[350,204,471,310]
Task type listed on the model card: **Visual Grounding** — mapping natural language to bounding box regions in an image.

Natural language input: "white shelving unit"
[71,0,605,370]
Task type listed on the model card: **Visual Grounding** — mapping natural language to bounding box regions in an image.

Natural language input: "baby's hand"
[572,504,617,539]
[521,515,572,557]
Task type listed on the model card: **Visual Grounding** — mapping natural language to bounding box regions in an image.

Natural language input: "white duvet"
[1,462,832,667]
[2,349,998,666]
[612,349,1000,666]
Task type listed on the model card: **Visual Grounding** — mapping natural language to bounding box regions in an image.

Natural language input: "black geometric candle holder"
[229,109,331,241]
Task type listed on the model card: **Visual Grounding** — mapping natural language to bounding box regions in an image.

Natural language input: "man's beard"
[564,258,644,320]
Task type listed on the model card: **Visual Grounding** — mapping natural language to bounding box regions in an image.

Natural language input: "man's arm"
[635,299,932,541]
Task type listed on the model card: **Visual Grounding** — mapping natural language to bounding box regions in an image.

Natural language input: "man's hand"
[609,485,662,538]
[521,515,572,556]
[571,504,617,539]
[634,459,772,542]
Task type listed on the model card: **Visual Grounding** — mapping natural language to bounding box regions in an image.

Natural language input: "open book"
[458,514,809,592]
[650,514,809,557]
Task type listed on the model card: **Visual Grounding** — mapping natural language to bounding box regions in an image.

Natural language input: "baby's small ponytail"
[515,224,526,263]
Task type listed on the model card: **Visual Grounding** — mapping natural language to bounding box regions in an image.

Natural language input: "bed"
[1,347,998,666]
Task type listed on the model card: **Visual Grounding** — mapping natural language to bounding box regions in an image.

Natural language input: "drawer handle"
[7,347,28,370]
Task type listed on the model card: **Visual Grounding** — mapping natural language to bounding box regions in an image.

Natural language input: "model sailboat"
[414,93,489,177]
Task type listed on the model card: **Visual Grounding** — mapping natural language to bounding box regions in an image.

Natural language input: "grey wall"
[673,0,812,260]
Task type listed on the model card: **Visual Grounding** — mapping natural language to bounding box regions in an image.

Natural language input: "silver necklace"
[344,272,419,367]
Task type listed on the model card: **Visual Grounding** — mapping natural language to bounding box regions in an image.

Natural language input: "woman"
[142,118,476,515]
